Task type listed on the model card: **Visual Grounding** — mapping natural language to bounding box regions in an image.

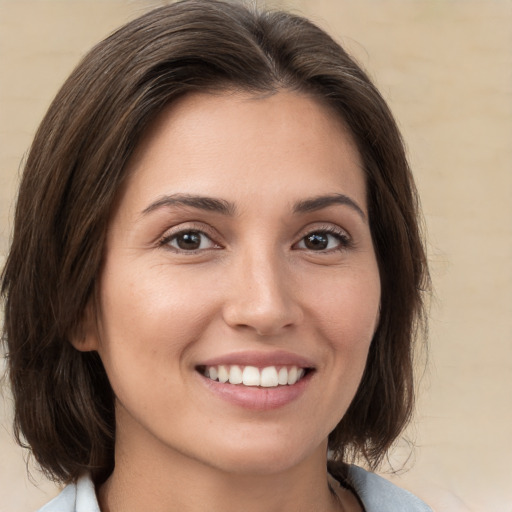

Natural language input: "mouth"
[196,364,313,387]
[194,351,316,410]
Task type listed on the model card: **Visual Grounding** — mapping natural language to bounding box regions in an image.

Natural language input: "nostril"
[222,303,302,337]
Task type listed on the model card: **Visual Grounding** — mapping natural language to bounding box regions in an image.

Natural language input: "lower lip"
[198,372,313,411]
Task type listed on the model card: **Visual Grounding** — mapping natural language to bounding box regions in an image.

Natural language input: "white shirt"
[37,465,432,512]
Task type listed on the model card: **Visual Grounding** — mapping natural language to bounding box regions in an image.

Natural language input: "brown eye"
[166,230,217,251]
[305,233,328,250]
[176,231,201,250]
[296,230,349,252]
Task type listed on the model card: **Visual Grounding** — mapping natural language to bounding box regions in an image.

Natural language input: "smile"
[195,351,316,410]
[198,365,309,387]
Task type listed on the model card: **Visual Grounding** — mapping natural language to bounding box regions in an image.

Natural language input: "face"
[81,91,381,476]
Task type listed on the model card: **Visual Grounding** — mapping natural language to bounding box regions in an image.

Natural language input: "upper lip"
[196,350,315,369]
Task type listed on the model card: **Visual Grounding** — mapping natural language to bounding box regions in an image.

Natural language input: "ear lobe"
[69,302,100,352]
[70,329,99,352]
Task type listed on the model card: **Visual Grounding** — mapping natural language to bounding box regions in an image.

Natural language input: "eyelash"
[158,225,352,254]
[158,225,221,253]
[294,226,352,253]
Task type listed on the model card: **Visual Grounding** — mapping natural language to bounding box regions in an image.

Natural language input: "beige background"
[1,1,511,511]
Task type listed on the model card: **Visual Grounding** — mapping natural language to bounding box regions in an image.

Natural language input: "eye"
[295,229,350,252]
[163,230,219,252]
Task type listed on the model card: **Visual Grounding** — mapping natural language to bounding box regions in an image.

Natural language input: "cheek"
[310,269,381,348]
[296,272,380,441]
[95,262,221,373]
[93,265,221,422]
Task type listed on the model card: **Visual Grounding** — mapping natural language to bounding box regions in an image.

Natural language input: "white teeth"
[228,365,243,384]
[217,365,229,383]
[242,366,260,386]
[278,367,288,385]
[287,366,298,385]
[208,366,218,381]
[204,365,307,387]
[260,366,279,387]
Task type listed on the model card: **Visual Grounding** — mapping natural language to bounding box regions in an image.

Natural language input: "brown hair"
[1,0,429,484]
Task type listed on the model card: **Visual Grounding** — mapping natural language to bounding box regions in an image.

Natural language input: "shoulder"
[338,464,434,512]
[36,474,100,512]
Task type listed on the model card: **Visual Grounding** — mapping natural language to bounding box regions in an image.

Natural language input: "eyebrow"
[293,194,367,222]
[141,192,366,221]
[141,193,236,216]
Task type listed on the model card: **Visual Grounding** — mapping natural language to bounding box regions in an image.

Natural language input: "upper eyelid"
[156,221,351,247]
[158,223,221,246]
[292,225,353,252]
[296,223,351,240]
[160,221,218,237]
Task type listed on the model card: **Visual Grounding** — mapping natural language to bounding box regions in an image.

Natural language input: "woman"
[1,1,431,510]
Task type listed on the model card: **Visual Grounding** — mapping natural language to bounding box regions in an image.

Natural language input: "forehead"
[119,90,366,216]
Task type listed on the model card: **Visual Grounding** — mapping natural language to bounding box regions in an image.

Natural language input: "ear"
[69,301,100,352]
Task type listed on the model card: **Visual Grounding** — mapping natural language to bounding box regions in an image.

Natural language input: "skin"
[75,90,380,512]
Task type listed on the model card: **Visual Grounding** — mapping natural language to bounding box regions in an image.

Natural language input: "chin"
[195,434,326,477]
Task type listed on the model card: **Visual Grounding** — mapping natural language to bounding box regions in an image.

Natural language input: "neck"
[98,432,343,512]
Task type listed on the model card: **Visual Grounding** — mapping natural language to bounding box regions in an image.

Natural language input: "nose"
[222,249,303,336]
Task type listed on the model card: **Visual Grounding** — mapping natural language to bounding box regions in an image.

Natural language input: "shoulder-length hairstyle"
[1,0,429,484]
